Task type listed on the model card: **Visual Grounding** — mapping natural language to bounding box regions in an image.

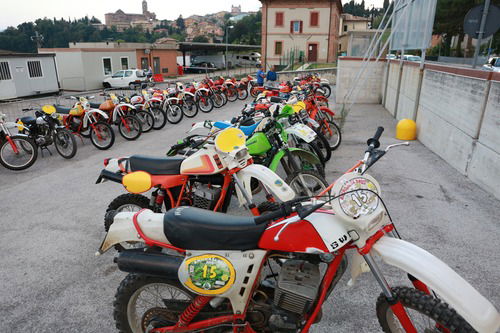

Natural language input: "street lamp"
[226,25,234,76]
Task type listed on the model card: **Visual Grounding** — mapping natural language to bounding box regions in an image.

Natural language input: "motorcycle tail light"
[104,158,110,167]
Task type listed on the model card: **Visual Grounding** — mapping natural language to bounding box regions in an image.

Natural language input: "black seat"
[20,116,36,125]
[89,102,101,109]
[264,86,280,91]
[163,207,266,250]
[53,105,72,114]
[129,155,184,175]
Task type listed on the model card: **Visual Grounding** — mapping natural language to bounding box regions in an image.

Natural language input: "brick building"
[259,0,342,67]
[105,0,158,32]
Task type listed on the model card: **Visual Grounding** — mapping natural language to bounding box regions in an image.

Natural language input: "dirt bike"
[172,82,198,118]
[96,128,295,249]
[17,106,77,159]
[98,127,500,333]
[129,90,168,130]
[0,112,38,170]
[189,82,214,113]
[190,108,328,198]
[105,93,155,133]
[213,76,238,103]
[53,96,115,150]
[95,93,143,141]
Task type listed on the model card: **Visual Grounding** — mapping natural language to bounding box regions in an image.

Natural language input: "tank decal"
[182,155,216,174]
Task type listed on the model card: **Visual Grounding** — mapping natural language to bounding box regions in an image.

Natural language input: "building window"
[121,57,129,70]
[103,58,112,75]
[310,12,319,27]
[275,12,284,27]
[27,60,43,78]
[141,57,149,70]
[275,41,283,55]
[343,25,348,32]
[290,20,303,34]
[0,62,12,80]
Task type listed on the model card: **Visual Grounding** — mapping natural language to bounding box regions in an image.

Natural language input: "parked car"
[483,57,500,72]
[103,69,146,89]
[386,54,397,60]
[403,55,421,62]
[191,62,217,69]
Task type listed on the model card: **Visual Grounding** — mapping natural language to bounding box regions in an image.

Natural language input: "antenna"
[31,31,44,50]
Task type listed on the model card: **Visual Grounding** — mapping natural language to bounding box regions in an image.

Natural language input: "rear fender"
[97,210,169,254]
[189,121,212,133]
[235,164,295,205]
[319,106,335,117]
[373,237,500,333]
[268,148,321,172]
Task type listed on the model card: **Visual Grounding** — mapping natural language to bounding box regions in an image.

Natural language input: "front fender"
[235,164,295,205]
[268,148,321,172]
[84,109,108,127]
[373,237,500,333]
[5,121,29,132]
[183,91,195,98]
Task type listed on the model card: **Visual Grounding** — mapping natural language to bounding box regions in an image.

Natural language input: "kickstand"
[73,132,85,145]
[40,146,53,157]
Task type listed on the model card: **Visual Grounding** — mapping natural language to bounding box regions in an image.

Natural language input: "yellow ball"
[396,119,417,141]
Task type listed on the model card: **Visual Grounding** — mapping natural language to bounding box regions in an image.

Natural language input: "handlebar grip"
[254,206,287,225]
[367,126,384,149]
[170,142,188,151]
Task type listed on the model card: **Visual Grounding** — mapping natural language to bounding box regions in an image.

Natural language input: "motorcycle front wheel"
[376,287,475,333]
[237,87,248,100]
[181,97,198,118]
[114,274,193,333]
[166,105,183,124]
[136,111,154,133]
[118,115,142,141]
[212,92,226,108]
[0,136,38,170]
[285,170,328,197]
[226,86,238,102]
[197,96,214,113]
[90,121,115,150]
[53,128,77,159]
[151,107,167,130]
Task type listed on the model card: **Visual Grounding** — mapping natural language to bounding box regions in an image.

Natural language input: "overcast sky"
[1,0,385,30]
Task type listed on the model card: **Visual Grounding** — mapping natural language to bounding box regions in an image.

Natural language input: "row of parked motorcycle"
[0,74,331,171]
[95,73,500,333]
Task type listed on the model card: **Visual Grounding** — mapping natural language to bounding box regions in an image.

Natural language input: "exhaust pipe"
[115,250,183,278]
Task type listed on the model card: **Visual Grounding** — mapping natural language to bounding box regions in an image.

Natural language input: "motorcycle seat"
[129,155,185,175]
[89,102,101,109]
[213,121,261,137]
[163,207,266,251]
[20,116,36,125]
[53,105,72,114]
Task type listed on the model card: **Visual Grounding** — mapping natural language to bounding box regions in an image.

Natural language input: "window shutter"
[299,21,303,33]
[290,21,294,33]
[311,12,318,26]
[276,12,283,26]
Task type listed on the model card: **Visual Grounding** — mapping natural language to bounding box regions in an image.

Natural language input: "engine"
[269,260,321,331]
[69,118,82,132]
[191,184,222,210]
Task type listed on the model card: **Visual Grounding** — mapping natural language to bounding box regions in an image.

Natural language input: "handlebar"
[366,126,384,150]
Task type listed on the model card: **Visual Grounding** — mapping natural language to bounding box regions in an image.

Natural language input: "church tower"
[142,0,148,14]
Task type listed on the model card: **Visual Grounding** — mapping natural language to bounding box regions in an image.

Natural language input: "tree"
[192,35,209,43]
[176,15,185,31]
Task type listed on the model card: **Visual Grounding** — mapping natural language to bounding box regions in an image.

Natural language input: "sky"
[0,0,385,30]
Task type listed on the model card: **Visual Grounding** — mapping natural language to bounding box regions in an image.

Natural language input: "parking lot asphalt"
[0,96,499,332]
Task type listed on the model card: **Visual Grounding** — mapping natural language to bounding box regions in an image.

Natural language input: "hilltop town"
[101,1,257,42]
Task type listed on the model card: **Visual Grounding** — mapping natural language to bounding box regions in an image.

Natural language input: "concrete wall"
[336,57,385,104]
[337,58,500,200]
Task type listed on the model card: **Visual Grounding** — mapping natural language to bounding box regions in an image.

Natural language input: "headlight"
[235,148,249,160]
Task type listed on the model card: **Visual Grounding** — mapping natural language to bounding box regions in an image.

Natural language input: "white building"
[0,52,59,100]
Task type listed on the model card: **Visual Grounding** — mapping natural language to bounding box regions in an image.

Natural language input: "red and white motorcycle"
[98,127,500,333]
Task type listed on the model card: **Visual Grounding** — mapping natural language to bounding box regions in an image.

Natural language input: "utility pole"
[225,25,234,77]
[472,0,491,68]
[31,31,44,51]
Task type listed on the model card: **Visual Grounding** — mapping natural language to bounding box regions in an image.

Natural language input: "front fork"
[363,253,418,333]
[231,173,260,216]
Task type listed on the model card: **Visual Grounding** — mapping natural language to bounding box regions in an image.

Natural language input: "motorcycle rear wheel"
[114,274,193,333]
[376,287,475,333]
